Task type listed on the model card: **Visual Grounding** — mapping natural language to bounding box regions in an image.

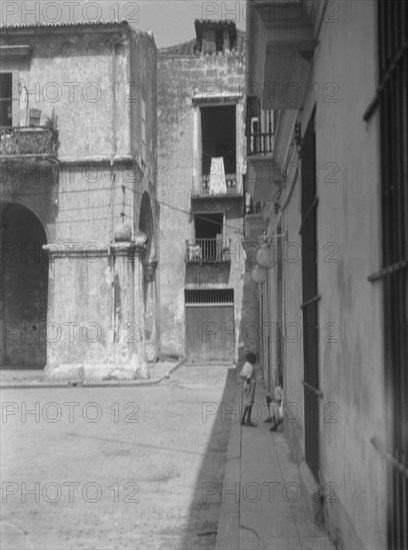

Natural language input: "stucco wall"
[261,1,387,548]
[309,2,386,548]
[129,30,157,191]
[1,23,158,374]
[2,30,128,157]
[157,43,248,360]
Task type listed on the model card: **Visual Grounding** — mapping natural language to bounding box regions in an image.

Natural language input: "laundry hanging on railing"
[208,156,226,194]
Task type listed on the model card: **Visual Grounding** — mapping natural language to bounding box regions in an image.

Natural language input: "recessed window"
[201,105,236,176]
[194,212,223,240]
[185,288,233,305]
[193,212,223,261]
[0,73,13,126]
[216,30,224,52]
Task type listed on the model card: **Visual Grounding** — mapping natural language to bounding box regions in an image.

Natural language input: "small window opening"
[194,213,223,260]
[0,73,13,127]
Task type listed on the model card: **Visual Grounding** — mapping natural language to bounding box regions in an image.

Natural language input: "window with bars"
[216,30,224,52]
[367,2,408,549]
[185,288,234,306]
[246,96,275,156]
[0,72,13,126]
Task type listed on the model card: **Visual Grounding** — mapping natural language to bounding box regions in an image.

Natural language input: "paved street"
[0,365,236,550]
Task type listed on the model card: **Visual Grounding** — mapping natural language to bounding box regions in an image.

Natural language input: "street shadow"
[178,366,238,550]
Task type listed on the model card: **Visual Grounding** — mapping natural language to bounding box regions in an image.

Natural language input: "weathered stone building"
[157,20,258,365]
[245,1,407,549]
[0,21,158,379]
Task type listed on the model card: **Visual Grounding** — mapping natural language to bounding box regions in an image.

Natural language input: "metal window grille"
[373,2,408,548]
[185,238,230,262]
[185,288,234,306]
[216,30,224,52]
[0,72,13,127]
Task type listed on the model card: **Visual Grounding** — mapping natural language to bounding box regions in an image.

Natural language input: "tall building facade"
[0,21,158,379]
[245,1,407,549]
[157,20,258,365]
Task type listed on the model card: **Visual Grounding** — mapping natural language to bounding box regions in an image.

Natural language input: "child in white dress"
[239,352,257,426]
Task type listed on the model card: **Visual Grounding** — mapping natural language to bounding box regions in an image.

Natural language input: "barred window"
[368,2,408,549]
[185,289,233,306]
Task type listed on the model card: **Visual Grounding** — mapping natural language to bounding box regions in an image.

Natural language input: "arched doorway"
[139,192,154,261]
[1,204,48,368]
[138,192,156,361]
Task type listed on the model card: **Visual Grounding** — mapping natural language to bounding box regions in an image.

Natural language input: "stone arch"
[138,191,154,261]
[138,192,157,361]
[1,203,48,367]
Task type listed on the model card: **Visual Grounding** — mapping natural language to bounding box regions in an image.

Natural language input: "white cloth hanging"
[208,156,226,194]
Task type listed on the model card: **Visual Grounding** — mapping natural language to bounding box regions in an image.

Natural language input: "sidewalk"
[0,359,185,388]
[216,380,335,550]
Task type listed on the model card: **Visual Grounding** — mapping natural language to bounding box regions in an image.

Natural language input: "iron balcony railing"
[201,173,237,194]
[0,127,58,158]
[247,96,274,156]
[185,238,231,262]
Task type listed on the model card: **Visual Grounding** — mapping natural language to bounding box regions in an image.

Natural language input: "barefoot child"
[239,352,257,426]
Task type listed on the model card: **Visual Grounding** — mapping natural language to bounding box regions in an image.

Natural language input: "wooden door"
[185,305,234,363]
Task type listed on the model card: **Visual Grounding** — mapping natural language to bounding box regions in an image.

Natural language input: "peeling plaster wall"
[1,29,130,157]
[157,43,250,361]
[129,32,157,192]
[0,24,158,374]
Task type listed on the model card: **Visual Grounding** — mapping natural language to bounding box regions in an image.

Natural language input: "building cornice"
[0,20,131,37]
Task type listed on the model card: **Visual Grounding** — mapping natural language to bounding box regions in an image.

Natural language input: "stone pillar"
[110,241,148,379]
[42,234,150,381]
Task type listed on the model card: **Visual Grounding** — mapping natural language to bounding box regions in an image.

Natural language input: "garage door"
[185,289,234,363]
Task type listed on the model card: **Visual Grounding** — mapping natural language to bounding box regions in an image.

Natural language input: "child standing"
[239,352,257,426]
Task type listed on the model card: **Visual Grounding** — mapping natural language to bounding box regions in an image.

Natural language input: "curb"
[0,358,186,390]
[216,380,242,550]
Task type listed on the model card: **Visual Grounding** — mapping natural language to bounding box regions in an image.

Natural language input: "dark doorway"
[194,212,223,239]
[194,213,223,261]
[0,72,13,127]
[201,105,236,175]
[1,204,48,367]
[300,109,320,481]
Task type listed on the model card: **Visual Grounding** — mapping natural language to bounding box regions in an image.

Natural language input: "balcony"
[200,173,238,195]
[185,238,231,263]
[0,127,58,161]
[245,97,280,202]
[247,99,275,156]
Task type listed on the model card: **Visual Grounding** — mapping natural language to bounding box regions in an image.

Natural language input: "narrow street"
[1,3,407,549]
[1,366,236,550]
